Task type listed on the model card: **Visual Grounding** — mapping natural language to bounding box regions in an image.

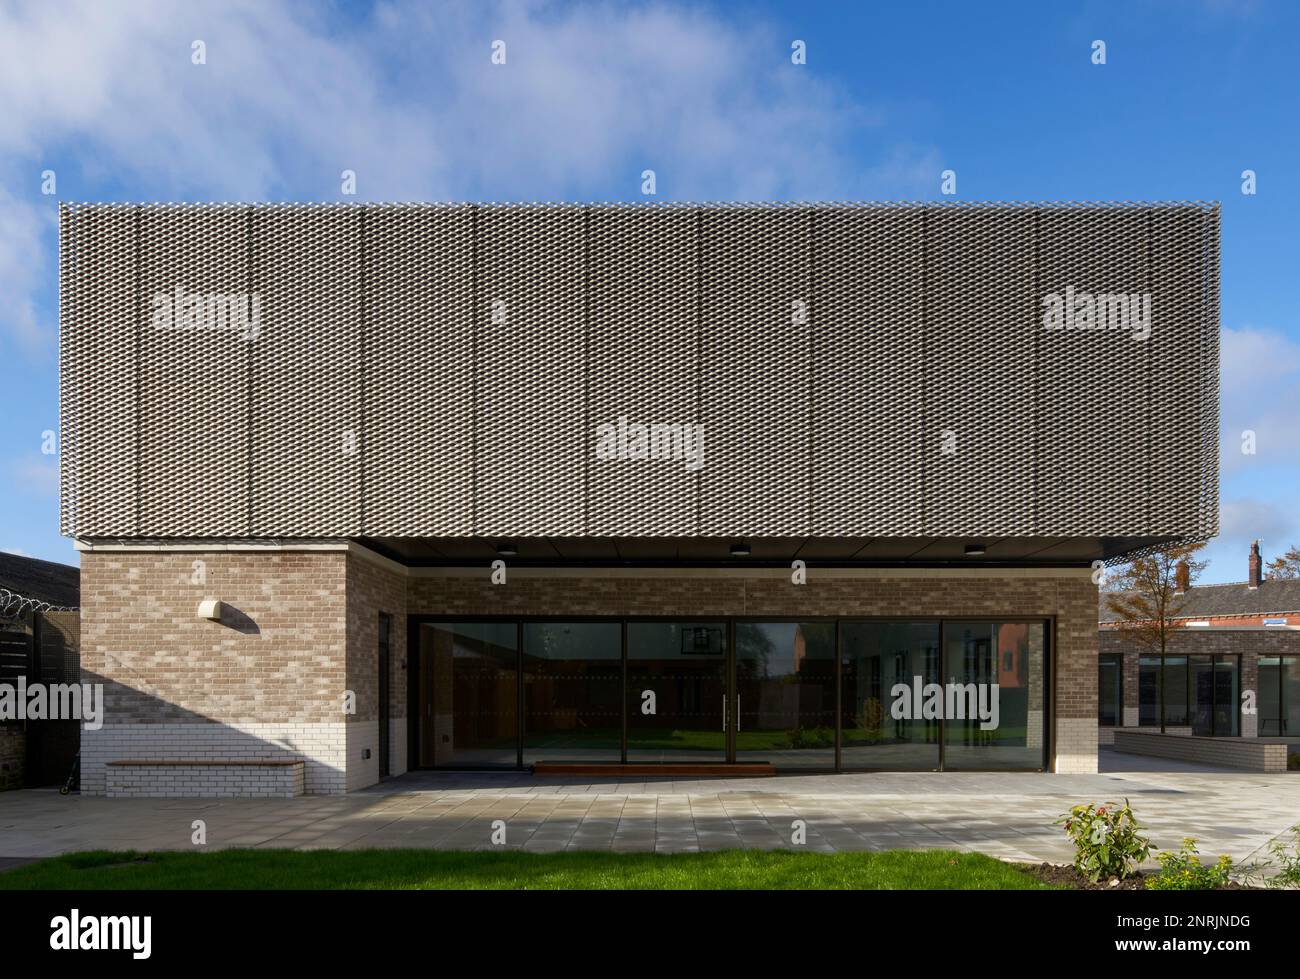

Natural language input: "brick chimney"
[1249,540,1263,589]
[1174,560,1190,595]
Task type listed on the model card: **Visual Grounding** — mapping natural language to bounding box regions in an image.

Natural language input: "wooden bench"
[531,762,775,777]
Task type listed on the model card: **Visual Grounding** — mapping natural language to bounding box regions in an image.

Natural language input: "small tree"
[1104,543,1208,732]
[1266,545,1300,580]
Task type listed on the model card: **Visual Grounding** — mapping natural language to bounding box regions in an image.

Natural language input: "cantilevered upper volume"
[58,201,1218,566]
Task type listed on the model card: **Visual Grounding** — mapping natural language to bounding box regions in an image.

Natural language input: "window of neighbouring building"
[1098,653,1122,726]
[1138,655,1189,729]
[1139,652,1239,735]
[1259,656,1299,737]
[1191,655,1240,737]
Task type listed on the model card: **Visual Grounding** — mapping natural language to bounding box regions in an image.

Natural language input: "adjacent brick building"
[1099,542,1300,752]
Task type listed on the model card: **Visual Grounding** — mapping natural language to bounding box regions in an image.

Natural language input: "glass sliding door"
[942,621,1047,770]
[522,622,622,764]
[734,622,836,768]
[841,622,941,770]
[418,621,519,768]
[626,622,727,762]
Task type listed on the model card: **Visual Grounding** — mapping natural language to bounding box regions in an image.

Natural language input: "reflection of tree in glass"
[736,623,777,677]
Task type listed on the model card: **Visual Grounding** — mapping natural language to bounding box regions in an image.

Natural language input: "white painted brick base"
[1054,716,1099,773]
[106,762,305,798]
[389,717,408,777]
[82,723,346,796]
[346,720,378,792]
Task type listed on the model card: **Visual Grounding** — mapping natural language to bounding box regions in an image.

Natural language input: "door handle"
[735,695,741,731]
[722,695,726,732]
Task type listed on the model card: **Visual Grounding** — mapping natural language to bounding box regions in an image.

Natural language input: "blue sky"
[1,0,1296,583]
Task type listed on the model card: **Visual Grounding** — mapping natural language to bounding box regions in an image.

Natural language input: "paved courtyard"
[2,751,1298,867]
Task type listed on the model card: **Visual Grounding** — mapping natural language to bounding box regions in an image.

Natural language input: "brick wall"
[345,555,408,786]
[81,550,353,794]
[81,551,348,724]
[0,726,23,790]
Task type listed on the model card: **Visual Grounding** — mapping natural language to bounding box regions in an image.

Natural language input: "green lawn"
[0,848,1056,890]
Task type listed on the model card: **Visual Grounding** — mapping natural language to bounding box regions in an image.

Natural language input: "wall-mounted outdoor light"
[196,599,225,621]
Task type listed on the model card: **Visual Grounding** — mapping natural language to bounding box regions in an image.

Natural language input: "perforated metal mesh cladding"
[58,202,1219,548]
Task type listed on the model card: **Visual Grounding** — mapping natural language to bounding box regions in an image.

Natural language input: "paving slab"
[3,766,1299,868]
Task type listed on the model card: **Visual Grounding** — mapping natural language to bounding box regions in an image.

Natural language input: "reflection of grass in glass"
[494,725,1033,752]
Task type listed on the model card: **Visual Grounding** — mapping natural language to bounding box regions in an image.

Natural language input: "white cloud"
[0,187,53,352]
[1219,324,1300,474]
[0,0,936,350]
[11,455,59,498]
[1198,495,1300,584]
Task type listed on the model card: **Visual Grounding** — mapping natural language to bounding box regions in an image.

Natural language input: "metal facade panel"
[700,207,811,536]
[70,205,138,537]
[924,206,1036,536]
[364,205,475,536]
[587,207,700,536]
[1201,206,1222,540]
[812,206,925,535]
[249,206,362,536]
[138,205,249,536]
[58,202,1221,551]
[1038,206,1151,537]
[475,206,586,537]
[1148,206,1212,537]
[58,205,74,536]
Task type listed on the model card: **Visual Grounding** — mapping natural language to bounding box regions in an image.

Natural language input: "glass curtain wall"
[414,617,1051,771]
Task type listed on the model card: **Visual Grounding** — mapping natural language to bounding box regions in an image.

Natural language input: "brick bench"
[1113,731,1290,773]
[104,759,305,798]
[1099,725,1191,745]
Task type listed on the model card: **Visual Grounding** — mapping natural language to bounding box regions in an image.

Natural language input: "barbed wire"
[0,587,79,617]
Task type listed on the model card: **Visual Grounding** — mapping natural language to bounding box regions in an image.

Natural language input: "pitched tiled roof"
[1099,578,1300,623]
[0,552,80,609]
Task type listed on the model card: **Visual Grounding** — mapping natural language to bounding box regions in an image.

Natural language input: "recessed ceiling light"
[964,544,986,557]
[730,543,752,558]
[496,543,518,557]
